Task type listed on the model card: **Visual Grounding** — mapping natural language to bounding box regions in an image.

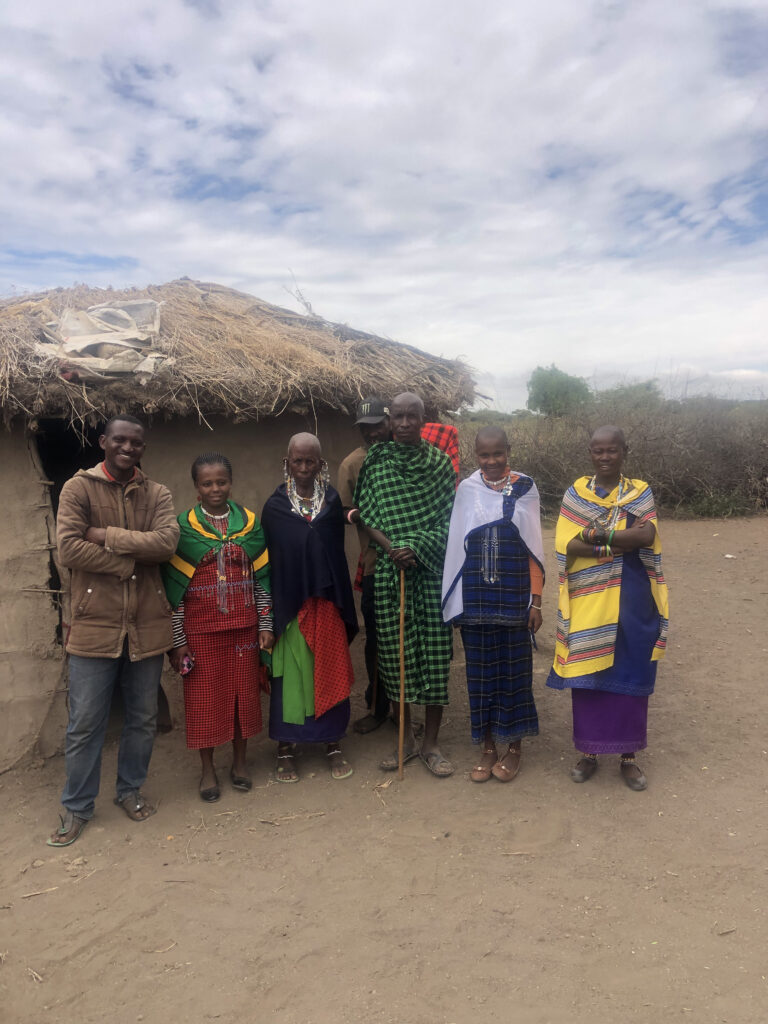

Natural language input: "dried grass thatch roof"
[0,278,474,425]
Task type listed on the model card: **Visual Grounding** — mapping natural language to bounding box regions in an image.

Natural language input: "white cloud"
[1,0,767,409]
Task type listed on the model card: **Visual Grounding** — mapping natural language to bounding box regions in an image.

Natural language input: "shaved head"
[391,392,425,417]
[475,425,508,448]
[390,392,425,446]
[287,432,322,457]
[590,424,627,449]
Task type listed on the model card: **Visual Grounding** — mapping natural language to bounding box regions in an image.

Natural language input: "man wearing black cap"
[338,397,392,732]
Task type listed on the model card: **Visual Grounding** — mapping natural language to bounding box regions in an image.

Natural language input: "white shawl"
[441,469,545,623]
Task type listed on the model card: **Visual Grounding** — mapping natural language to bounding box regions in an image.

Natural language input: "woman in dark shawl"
[261,433,358,783]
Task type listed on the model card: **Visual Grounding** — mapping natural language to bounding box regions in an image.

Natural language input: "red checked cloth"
[421,423,460,486]
[181,547,266,748]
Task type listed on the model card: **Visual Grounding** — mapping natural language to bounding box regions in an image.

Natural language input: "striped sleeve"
[254,579,273,632]
[171,601,187,648]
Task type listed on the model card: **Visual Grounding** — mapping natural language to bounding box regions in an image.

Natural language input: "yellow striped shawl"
[552,477,669,677]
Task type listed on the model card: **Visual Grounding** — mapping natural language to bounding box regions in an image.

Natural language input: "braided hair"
[191,452,233,483]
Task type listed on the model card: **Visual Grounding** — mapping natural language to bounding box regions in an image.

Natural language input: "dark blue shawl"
[260,484,358,642]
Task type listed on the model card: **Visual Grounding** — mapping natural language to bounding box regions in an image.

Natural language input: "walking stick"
[398,567,406,780]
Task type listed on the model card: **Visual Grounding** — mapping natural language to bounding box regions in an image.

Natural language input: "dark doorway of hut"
[33,418,174,735]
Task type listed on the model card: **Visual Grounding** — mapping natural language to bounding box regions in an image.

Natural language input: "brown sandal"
[114,790,156,821]
[113,790,156,823]
[491,744,521,782]
[470,748,498,783]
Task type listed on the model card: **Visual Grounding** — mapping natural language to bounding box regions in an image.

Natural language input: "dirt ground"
[1,517,767,1024]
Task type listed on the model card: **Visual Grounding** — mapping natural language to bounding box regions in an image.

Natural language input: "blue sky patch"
[3,249,140,271]
[173,171,266,201]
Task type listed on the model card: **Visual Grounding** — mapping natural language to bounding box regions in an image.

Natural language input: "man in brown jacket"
[48,415,179,847]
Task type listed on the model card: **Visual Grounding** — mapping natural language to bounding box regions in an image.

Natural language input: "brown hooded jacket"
[57,464,179,659]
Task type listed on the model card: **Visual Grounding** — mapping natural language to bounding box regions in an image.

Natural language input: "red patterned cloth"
[297,596,354,718]
[182,548,259,633]
[182,544,264,749]
[182,626,266,748]
[421,422,460,486]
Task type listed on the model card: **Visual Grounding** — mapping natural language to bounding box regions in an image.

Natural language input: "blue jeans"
[61,644,163,819]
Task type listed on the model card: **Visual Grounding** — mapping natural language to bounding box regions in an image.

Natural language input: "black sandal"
[199,775,220,802]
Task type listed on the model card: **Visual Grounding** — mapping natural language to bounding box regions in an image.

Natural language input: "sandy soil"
[1,517,767,1024]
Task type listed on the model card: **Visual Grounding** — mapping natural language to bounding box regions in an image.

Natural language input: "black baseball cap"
[355,398,390,425]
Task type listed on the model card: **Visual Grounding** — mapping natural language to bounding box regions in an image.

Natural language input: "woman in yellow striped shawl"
[547,426,669,791]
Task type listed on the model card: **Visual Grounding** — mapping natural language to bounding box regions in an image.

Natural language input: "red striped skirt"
[182,626,265,749]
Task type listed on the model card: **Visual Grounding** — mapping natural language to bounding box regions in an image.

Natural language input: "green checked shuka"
[355,440,455,705]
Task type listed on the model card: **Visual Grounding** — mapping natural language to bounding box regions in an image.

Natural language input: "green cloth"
[272,618,315,725]
[355,439,455,704]
[162,500,270,610]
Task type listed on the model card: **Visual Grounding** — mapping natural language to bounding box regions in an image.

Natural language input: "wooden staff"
[398,567,406,779]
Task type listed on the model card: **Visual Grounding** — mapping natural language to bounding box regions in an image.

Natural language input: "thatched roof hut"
[0,277,473,426]
[0,279,473,772]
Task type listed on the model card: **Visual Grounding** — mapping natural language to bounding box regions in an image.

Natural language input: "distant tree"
[526,364,591,417]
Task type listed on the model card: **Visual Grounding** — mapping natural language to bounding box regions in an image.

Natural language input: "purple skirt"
[572,689,647,755]
[268,677,350,744]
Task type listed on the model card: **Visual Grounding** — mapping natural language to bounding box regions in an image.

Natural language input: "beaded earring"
[320,460,331,490]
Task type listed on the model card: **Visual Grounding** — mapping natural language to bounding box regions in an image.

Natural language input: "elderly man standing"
[49,415,179,846]
[355,392,456,776]
[338,397,392,733]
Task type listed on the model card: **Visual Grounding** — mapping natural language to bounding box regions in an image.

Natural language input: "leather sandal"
[470,748,497,783]
[570,756,598,783]
[491,744,521,783]
[114,790,157,820]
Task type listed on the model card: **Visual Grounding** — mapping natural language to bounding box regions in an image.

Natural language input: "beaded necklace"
[479,468,515,583]
[480,469,516,497]
[198,504,253,613]
[286,475,325,520]
[201,505,230,521]
[586,474,627,529]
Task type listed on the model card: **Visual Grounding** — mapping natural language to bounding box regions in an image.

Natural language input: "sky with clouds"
[2,0,767,409]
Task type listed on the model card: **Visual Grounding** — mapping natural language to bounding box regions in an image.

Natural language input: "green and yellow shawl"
[162,501,270,610]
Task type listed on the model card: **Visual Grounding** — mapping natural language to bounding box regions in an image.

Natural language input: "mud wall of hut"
[0,425,66,772]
